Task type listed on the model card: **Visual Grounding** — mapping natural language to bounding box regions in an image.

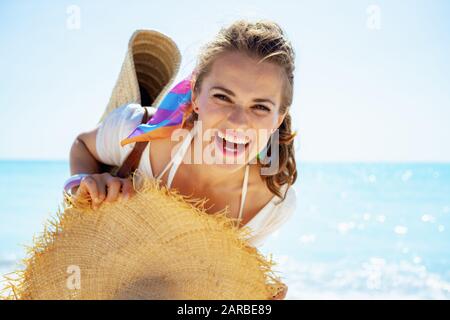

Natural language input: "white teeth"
[217,130,249,144]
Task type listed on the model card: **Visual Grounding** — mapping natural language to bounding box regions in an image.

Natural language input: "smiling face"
[191,51,287,169]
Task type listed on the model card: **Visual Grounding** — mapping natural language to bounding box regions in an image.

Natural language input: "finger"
[120,179,134,200]
[277,287,287,300]
[105,179,122,203]
[79,177,99,209]
[81,176,98,201]
[270,284,286,300]
[95,180,107,204]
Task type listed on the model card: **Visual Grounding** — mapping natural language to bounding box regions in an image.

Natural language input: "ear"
[191,94,199,113]
[190,84,199,113]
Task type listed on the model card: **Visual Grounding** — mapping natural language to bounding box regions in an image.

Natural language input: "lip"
[217,129,250,144]
[214,131,250,158]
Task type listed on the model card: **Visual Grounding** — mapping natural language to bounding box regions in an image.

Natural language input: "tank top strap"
[156,123,198,188]
[237,164,250,222]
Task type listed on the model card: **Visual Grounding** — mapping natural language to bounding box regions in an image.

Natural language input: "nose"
[227,105,248,127]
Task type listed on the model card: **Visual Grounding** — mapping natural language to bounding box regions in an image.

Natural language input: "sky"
[0,0,449,162]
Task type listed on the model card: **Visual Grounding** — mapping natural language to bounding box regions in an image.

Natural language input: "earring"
[191,99,199,112]
[257,151,264,161]
[257,144,269,162]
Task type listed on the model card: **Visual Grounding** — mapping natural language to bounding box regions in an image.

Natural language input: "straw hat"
[1,171,285,300]
[98,29,182,124]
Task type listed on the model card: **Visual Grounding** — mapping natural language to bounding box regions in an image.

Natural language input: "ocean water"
[0,160,449,299]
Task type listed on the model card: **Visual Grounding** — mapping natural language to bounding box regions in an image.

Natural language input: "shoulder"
[101,103,147,140]
[265,184,297,229]
[275,184,297,219]
[98,103,145,135]
[258,181,297,222]
[244,182,297,247]
[95,103,147,166]
[275,184,297,207]
[109,103,146,124]
[248,166,297,219]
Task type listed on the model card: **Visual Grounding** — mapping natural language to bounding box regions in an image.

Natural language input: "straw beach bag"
[98,29,182,123]
[98,28,181,177]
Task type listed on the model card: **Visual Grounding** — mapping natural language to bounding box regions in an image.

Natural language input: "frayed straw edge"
[0,189,86,300]
[1,168,284,299]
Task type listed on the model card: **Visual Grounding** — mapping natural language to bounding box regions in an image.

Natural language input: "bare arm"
[68,121,136,208]
[69,127,104,193]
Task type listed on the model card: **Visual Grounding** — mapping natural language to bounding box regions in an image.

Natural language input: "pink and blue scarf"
[120,71,195,147]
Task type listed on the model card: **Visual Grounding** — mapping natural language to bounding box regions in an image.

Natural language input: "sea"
[0,160,449,299]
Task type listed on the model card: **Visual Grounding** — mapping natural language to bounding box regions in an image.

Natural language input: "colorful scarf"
[120,71,195,147]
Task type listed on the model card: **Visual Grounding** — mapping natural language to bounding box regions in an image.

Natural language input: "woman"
[70,19,297,300]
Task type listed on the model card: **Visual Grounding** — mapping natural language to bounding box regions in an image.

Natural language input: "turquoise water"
[1,160,449,299]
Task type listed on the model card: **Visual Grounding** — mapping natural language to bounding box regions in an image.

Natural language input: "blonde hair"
[184,19,298,200]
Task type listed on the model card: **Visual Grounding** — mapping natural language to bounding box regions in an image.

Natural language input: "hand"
[270,283,288,300]
[74,172,135,210]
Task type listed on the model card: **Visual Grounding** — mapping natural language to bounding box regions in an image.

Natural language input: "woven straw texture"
[98,29,181,124]
[1,170,284,300]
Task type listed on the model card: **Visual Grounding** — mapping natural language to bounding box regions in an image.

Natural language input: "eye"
[213,94,230,102]
[253,105,271,112]
[214,94,271,113]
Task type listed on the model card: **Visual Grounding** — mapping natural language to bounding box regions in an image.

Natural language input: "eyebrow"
[210,86,276,106]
